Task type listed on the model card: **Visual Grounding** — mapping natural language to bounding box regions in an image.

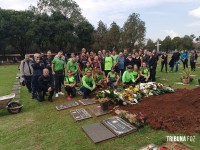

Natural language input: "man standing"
[111,50,118,71]
[45,50,54,75]
[52,51,65,97]
[123,48,128,59]
[117,52,125,76]
[172,49,180,72]
[31,53,45,99]
[20,54,33,93]
[38,68,54,102]
[104,51,113,76]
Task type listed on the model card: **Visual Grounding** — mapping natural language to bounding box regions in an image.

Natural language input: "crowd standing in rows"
[20,48,198,102]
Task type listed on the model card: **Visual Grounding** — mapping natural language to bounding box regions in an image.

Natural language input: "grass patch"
[0,61,200,150]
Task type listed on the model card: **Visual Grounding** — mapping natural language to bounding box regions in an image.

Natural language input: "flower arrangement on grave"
[115,109,146,128]
[96,82,175,106]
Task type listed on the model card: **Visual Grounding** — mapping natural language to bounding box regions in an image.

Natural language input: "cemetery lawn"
[0,63,200,150]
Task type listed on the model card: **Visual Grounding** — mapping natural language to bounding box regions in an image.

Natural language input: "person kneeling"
[94,67,107,89]
[122,65,136,88]
[38,68,54,102]
[107,67,119,88]
[139,62,150,83]
[80,70,96,99]
[64,70,77,100]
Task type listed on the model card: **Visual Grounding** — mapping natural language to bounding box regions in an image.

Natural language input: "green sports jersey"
[52,57,65,71]
[95,73,104,82]
[84,67,93,75]
[133,71,138,79]
[122,71,135,83]
[66,61,78,73]
[108,72,117,81]
[65,76,75,86]
[111,55,118,64]
[104,56,113,70]
[82,75,96,89]
[140,67,150,78]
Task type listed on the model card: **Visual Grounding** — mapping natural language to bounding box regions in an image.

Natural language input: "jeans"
[24,75,32,92]
[172,61,179,72]
[80,86,92,97]
[54,71,64,93]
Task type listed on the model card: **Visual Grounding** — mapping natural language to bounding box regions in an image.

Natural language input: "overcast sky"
[1,0,200,41]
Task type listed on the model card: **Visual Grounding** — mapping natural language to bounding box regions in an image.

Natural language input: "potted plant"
[99,98,110,111]
[181,69,193,84]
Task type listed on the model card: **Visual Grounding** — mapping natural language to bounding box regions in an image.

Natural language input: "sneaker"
[55,93,59,97]
[67,95,71,100]
[58,92,64,95]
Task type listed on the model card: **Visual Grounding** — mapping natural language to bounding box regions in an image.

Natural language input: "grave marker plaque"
[82,123,116,144]
[102,116,137,136]
[70,108,92,121]
[79,99,96,106]
[56,102,79,111]
[89,105,110,117]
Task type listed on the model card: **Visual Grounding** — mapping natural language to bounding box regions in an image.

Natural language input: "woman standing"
[182,49,188,69]
[125,54,134,68]
[133,50,143,69]
[161,52,168,72]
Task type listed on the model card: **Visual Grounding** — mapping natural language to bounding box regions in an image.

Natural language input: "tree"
[33,0,85,23]
[162,36,172,52]
[93,20,107,50]
[0,9,35,56]
[172,37,182,49]
[121,13,146,50]
[75,21,94,51]
[105,22,121,50]
[182,35,193,50]
[145,39,155,50]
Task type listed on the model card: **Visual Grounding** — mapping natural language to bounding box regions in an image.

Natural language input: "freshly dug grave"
[118,87,200,134]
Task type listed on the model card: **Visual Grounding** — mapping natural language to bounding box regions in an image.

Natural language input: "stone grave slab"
[102,116,137,136]
[77,91,83,96]
[11,89,20,95]
[89,105,110,117]
[79,99,96,106]
[56,102,79,111]
[82,122,116,144]
[70,108,92,121]
[15,94,20,99]
[13,82,20,85]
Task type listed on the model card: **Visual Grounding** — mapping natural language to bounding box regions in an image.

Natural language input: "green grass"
[0,62,200,150]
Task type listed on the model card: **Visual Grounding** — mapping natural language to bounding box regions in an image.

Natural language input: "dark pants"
[80,86,92,97]
[190,62,196,71]
[161,61,167,72]
[150,68,156,82]
[37,87,54,101]
[65,86,76,97]
[54,71,64,93]
[183,59,188,69]
[139,76,149,83]
[124,81,134,86]
[24,75,32,92]
[104,70,110,76]
[32,75,40,97]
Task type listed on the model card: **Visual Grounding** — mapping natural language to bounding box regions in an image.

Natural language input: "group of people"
[20,48,198,102]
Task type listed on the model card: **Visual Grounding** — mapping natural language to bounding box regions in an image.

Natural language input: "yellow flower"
[134,87,139,92]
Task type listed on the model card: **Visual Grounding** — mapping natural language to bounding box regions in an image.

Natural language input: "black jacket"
[31,60,45,76]
[38,75,54,91]
[149,56,157,69]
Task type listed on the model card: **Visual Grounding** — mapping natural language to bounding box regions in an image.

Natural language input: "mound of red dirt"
[118,87,200,134]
